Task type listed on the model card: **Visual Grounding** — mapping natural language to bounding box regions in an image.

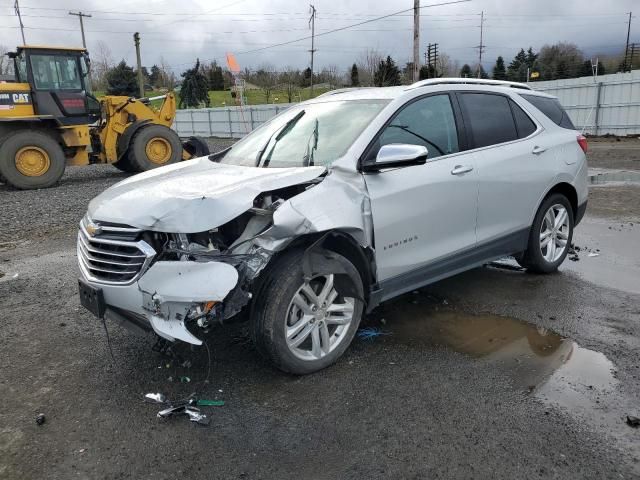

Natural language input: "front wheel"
[250,249,364,375]
[517,193,574,273]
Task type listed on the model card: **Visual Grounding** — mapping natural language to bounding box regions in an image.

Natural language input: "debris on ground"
[180,376,191,383]
[588,252,600,257]
[144,392,224,426]
[357,327,392,340]
[35,413,45,426]
[626,415,640,428]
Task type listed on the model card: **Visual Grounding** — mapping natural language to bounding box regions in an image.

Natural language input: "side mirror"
[362,144,428,172]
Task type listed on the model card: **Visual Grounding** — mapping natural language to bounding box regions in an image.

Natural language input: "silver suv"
[78,78,588,374]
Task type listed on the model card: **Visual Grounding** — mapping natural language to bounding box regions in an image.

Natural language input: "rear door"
[363,93,479,281]
[457,92,555,245]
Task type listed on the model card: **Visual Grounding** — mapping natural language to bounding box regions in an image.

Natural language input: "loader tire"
[112,154,138,173]
[0,130,66,190]
[128,124,182,171]
[182,136,210,158]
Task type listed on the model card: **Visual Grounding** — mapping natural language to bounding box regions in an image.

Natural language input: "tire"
[112,153,138,173]
[250,249,364,375]
[182,136,210,158]
[0,130,66,190]
[127,124,182,171]
[517,193,574,273]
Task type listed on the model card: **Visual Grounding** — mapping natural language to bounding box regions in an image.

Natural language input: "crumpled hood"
[88,157,326,232]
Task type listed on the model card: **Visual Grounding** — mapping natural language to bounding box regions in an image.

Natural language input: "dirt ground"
[1,139,639,479]
[586,137,640,171]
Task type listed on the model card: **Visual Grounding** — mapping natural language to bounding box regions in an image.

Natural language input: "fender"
[116,119,152,160]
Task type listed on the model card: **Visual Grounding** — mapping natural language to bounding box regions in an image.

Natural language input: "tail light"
[577,134,588,154]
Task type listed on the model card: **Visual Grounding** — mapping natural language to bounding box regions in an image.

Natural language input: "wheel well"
[275,231,376,300]
[545,182,578,219]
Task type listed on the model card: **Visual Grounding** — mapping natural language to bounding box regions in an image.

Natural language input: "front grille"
[77,218,156,285]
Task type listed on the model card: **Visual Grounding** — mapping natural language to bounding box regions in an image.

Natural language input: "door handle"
[532,145,547,155]
[451,165,473,175]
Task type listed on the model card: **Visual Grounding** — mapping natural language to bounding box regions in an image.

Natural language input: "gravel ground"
[587,137,640,171]
[1,139,639,479]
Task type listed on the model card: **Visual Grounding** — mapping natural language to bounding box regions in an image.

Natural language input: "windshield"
[30,54,82,91]
[218,99,389,168]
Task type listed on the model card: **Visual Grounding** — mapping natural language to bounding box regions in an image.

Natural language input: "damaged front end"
[78,178,324,345]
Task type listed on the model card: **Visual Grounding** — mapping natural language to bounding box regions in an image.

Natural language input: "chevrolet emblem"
[86,221,102,237]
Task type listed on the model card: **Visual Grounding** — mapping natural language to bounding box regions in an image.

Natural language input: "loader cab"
[11,46,100,125]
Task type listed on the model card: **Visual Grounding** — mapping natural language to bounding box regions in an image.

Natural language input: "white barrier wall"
[173,103,293,139]
[533,70,640,136]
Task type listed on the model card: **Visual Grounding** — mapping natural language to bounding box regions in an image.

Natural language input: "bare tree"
[90,40,115,90]
[159,56,176,89]
[357,48,383,86]
[279,67,300,102]
[254,64,278,103]
[0,44,15,77]
[436,53,456,77]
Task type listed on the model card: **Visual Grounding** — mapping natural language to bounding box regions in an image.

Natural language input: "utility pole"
[69,11,92,48]
[308,4,317,97]
[413,0,420,82]
[134,32,144,98]
[14,0,26,45]
[477,11,485,78]
[623,12,633,72]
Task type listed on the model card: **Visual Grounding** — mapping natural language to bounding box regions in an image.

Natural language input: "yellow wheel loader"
[0,46,209,189]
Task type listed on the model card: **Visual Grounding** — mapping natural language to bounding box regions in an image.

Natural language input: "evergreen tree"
[507,49,528,82]
[149,64,161,87]
[525,47,538,69]
[301,67,312,87]
[374,56,401,86]
[459,64,472,77]
[106,60,138,96]
[350,63,359,86]
[179,59,210,108]
[207,61,225,90]
[492,56,506,80]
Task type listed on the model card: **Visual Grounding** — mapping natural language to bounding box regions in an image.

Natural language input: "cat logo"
[12,93,30,104]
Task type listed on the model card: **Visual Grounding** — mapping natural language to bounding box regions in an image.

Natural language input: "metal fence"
[533,70,640,136]
[173,70,640,138]
[173,103,294,139]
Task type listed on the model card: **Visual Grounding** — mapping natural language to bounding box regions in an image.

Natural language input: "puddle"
[589,170,640,185]
[562,218,640,295]
[366,302,635,445]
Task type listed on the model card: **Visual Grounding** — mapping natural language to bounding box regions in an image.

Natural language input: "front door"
[363,93,479,282]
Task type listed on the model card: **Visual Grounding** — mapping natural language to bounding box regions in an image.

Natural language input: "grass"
[94,87,333,108]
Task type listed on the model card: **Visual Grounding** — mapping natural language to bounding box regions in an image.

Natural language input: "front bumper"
[79,260,239,345]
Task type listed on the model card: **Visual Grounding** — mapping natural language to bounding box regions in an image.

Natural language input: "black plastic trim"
[367,228,529,311]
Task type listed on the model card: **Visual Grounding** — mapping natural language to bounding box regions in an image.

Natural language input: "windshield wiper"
[256,110,306,167]
[302,118,319,167]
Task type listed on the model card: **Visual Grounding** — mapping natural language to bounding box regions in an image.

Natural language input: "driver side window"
[374,94,459,160]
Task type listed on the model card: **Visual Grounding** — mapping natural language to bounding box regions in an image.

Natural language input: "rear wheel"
[0,130,66,189]
[517,193,574,273]
[112,154,138,173]
[182,136,210,158]
[250,249,364,375]
[127,124,182,171]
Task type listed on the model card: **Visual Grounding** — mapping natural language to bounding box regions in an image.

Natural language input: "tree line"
[94,39,630,108]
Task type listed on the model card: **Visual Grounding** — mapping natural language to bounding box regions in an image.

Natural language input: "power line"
[235,0,472,55]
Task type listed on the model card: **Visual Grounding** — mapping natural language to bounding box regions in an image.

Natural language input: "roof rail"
[406,77,532,91]
[314,87,378,98]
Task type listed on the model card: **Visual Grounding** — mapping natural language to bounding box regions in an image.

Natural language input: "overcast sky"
[0,0,636,74]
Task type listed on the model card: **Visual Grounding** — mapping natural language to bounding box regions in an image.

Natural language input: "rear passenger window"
[520,94,575,129]
[510,100,537,138]
[458,93,517,148]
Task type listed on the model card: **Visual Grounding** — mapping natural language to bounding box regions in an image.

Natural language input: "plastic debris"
[35,413,45,426]
[357,327,392,340]
[180,376,191,383]
[196,399,225,407]
[626,415,640,428]
[144,392,224,426]
[588,252,600,257]
[144,393,167,404]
